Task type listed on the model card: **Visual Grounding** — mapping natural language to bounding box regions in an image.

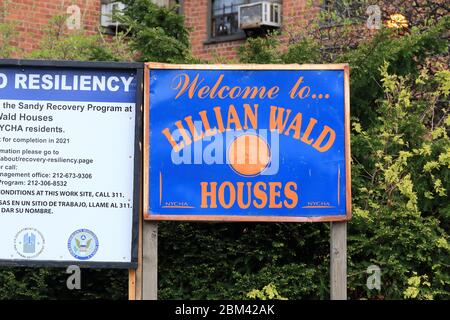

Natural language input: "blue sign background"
[0,66,137,102]
[148,68,348,219]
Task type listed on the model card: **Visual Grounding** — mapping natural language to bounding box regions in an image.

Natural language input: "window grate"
[319,0,369,28]
[211,0,248,38]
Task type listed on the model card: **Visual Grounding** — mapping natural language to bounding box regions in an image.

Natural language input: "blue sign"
[0,66,137,102]
[145,64,351,222]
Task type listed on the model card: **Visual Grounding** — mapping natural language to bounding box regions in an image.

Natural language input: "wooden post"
[142,221,158,300]
[330,221,347,300]
[128,269,136,300]
[134,211,144,300]
[129,182,144,300]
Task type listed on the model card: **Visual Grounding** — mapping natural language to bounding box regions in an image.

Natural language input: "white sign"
[0,62,140,266]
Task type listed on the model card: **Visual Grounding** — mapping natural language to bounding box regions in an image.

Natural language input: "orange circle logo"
[228,134,271,177]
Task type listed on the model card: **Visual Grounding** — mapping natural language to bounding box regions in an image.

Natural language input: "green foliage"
[0,22,19,58]
[338,17,449,126]
[239,264,325,300]
[28,15,135,61]
[403,273,433,300]
[0,268,128,300]
[158,222,330,299]
[348,61,450,299]
[247,283,288,300]
[119,0,191,63]
[238,33,321,65]
[237,32,282,64]
[282,37,321,64]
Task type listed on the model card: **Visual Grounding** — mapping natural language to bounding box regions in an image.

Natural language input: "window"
[101,0,126,29]
[320,0,369,27]
[211,0,248,39]
[208,1,282,42]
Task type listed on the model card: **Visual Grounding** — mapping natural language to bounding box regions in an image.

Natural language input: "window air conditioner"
[238,1,282,30]
[101,2,125,28]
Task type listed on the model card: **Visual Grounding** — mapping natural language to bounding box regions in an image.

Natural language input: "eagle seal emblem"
[68,229,99,260]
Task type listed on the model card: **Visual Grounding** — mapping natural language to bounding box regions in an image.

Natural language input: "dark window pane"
[321,0,369,27]
[239,3,262,28]
[211,0,247,37]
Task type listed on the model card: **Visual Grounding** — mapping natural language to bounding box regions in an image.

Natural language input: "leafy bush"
[338,19,449,126]
[158,222,330,299]
[237,32,282,64]
[28,15,135,61]
[348,61,449,299]
[0,22,19,58]
[282,37,321,64]
[119,0,192,63]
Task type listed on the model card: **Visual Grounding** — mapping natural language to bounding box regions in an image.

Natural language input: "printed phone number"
[27,180,68,187]
[52,172,93,179]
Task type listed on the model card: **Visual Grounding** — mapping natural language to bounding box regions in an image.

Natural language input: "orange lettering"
[174,120,192,147]
[227,105,242,130]
[312,125,336,152]
[289,76,310,99]
[199,110,217,136]
[162,128,184,152]
[243,103,258,129]
[172,73,203,99]
[213,106,226,132]
[269,106,292,133]
[237,182,252,209]
[267,86,280,99]
[283,182,298,208]
[218,181,235,209]
[284,113,302,139]
[201,182,217,208]
[198,85,210,99]
[300,118,317,145]
[184,115,203,142]
[217,85,230,99]
[253,182,268,208]
[209,74,225,98]
[269,182,283,208]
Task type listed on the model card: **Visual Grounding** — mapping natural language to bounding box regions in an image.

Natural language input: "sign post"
[142,221,158,300]
[142,63,351,299]
[330,221,347,300]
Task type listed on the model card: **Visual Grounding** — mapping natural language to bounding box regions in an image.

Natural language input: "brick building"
[183,0,320,61]
[1,0,326,60]
[1,0,101,54]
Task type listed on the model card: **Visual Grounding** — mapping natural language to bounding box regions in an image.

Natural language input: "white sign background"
[0,67,138,266]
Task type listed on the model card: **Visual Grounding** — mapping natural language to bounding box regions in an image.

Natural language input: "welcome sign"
[144,63,351,222]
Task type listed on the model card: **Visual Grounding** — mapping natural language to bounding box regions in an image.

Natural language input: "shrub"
[119,0,192,63]
[28,15,135,61]
[0,22,19,58]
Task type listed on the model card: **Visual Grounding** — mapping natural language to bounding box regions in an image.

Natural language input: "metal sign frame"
[143,62,351,222]
[0,59,143,269]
